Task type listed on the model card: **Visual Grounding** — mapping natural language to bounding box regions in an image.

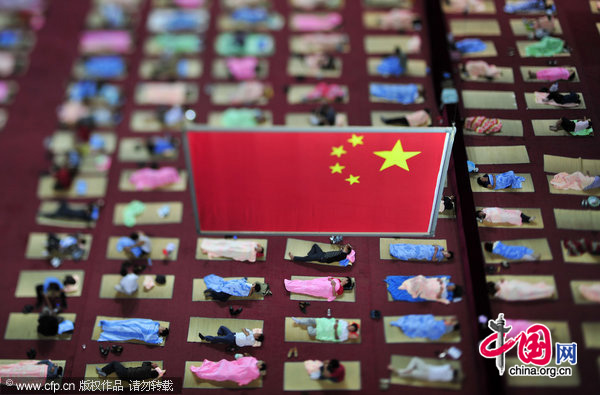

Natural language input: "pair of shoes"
[96,367,107,377]
[198,332,206,340]
[26,348,36,359]
[286,347,299,358]
[299,302,310,313]
[229,306,243,316]
[99,345,109,357]
[111,345,123,355]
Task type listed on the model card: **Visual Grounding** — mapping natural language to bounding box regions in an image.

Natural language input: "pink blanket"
[304,82,345,102]
[0,361,48,385]
[379,9,417,30]
[190,357,260,386]
[579,283,600,303]
[551,172,595,190]
[200,239,259,262]
[129,167,181,190]
[482,207,523,226]
[284,277,339,301]
[495,280,555,301]
[139,83,187,105]
[80,31,131,54]
[535,68,570,81]
[292,13,342,31]
[226,57,258,80]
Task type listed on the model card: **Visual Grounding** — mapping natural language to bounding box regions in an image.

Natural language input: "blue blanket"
[370,83,418,104]
[98,319,162,344]
[491,171,525,189]
[385,275,453,302]
[493,241,534,260]
[390,314,450,340]
[376,56,404,77]
[203,274,252,297]
[455,38,486,54]
[84,56,125,79]
[389,244,444,261]
[504,0,554,13]
[116,237,143,258]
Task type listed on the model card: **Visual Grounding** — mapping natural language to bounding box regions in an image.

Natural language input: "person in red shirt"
[319,359,345,383]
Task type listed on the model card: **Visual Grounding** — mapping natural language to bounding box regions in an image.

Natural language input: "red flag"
[187,129,451,234]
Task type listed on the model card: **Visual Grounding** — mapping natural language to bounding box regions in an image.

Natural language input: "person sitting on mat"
[143,135,179,159]
[117,231,152,261]
[385,275,463,305]
[549,117,592,135]
[37,306,73,337]
[523,14,557,39]
[35,275,78,311]
[96,361,164,380]
[389,243,453,262]
[389,315,459,341]
[288,243,352,264]
[98,319,169,345]
[477,171,526,190]
[487,279,556,301]
[199,326,264,348]
[45,233,87,267]
[476,207,535,226]
[439,195,456,213]
[203,274,271,301]
[190,356,266,386]
[284,276,354,301]
[40,199,104,224]
[0,360,63,385]
[114,263,142,295]
[200,239,265,262]
[51,163,78,191]
[318,359,345,382]
[292,317,359,342]
[484,242,541,261]
[155,105,186,128]
[388,357,459,383]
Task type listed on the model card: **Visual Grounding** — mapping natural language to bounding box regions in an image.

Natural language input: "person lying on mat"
[439,195,456,213]
[190,356,266,386]
[388,357,459,383]
[98,319,169,345]
[203,274,271,301]
[128,166,181,191]
[550,171,600,191]
[155,105,186,128]
[487,279,556,301]
[35,275,79,311]
[484,242,541,261]
[549,117,592,136]
[220,108,268,128]
[380,109,431,127]
[199,326,264,348]
[114,263,141,295]
[385,275,463,305]
[477,171,526,190]
[149,56,195,80]
[296,33,349,53]
[143,135,179,159]
[292,0,341,10]
[292,317,359,342]
[523,14,557,39]
[461,60,501,81]
[304,359,346,383]
[229,81,273,105]
[117,231,152,260]
[284,276,354,301]
[476,207,535,226]
[389,243,454,262]
[378,9,421,31]
[563,239,600,257]
[200,239,265,262]
[45,233,87,267]
[539,89,581,106]
[96,361,164,381]
[389,315,459,341]
[41,199,104,223]
[528,67,576,82]
[444,0,486,13]
[579,283,600,303]
[0,360,63,385]
[298,53,337,77]
[288,243,352,264]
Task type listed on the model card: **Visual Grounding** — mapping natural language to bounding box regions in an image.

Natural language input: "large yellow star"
[329,162,345,174]
[345,174,360,185]
[373,140,421,172]
[330,145,347,158]
[347,134,364,147]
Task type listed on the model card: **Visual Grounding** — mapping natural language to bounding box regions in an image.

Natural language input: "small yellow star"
[329,162,345,174]
[347,134,364,147]
[373,140,421,172]
[330,145,347,158]
[345,174,360,185]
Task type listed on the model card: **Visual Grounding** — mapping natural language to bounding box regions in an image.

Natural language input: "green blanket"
[525,36,564,57]
[315,318,345,342]
[150,34,201,54]
[215,33,274,57]
[123,200,146,227]
[221,109,261,127]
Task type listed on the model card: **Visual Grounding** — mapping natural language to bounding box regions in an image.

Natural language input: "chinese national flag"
[187,129,451,234]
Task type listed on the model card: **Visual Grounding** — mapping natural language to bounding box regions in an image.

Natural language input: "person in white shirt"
[388,357,458,383]
[198,326,263,348]
[114,264,139,295]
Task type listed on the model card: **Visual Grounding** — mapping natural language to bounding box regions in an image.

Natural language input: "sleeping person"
[476,207,535,226]
[487,279,556,301]
[284,276,354,301]
[484,242,541,261]
[203,274,271,301]
[291,317,359,342]
[98,319,169,345]
[190,356,266,386]
[200,239,264,262]
[389,244,453,262]
[477,171,526,190]
[389,315,459,341]
[385,275,462,305]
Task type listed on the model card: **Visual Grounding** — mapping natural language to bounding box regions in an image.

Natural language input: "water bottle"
[327,308,331,317]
